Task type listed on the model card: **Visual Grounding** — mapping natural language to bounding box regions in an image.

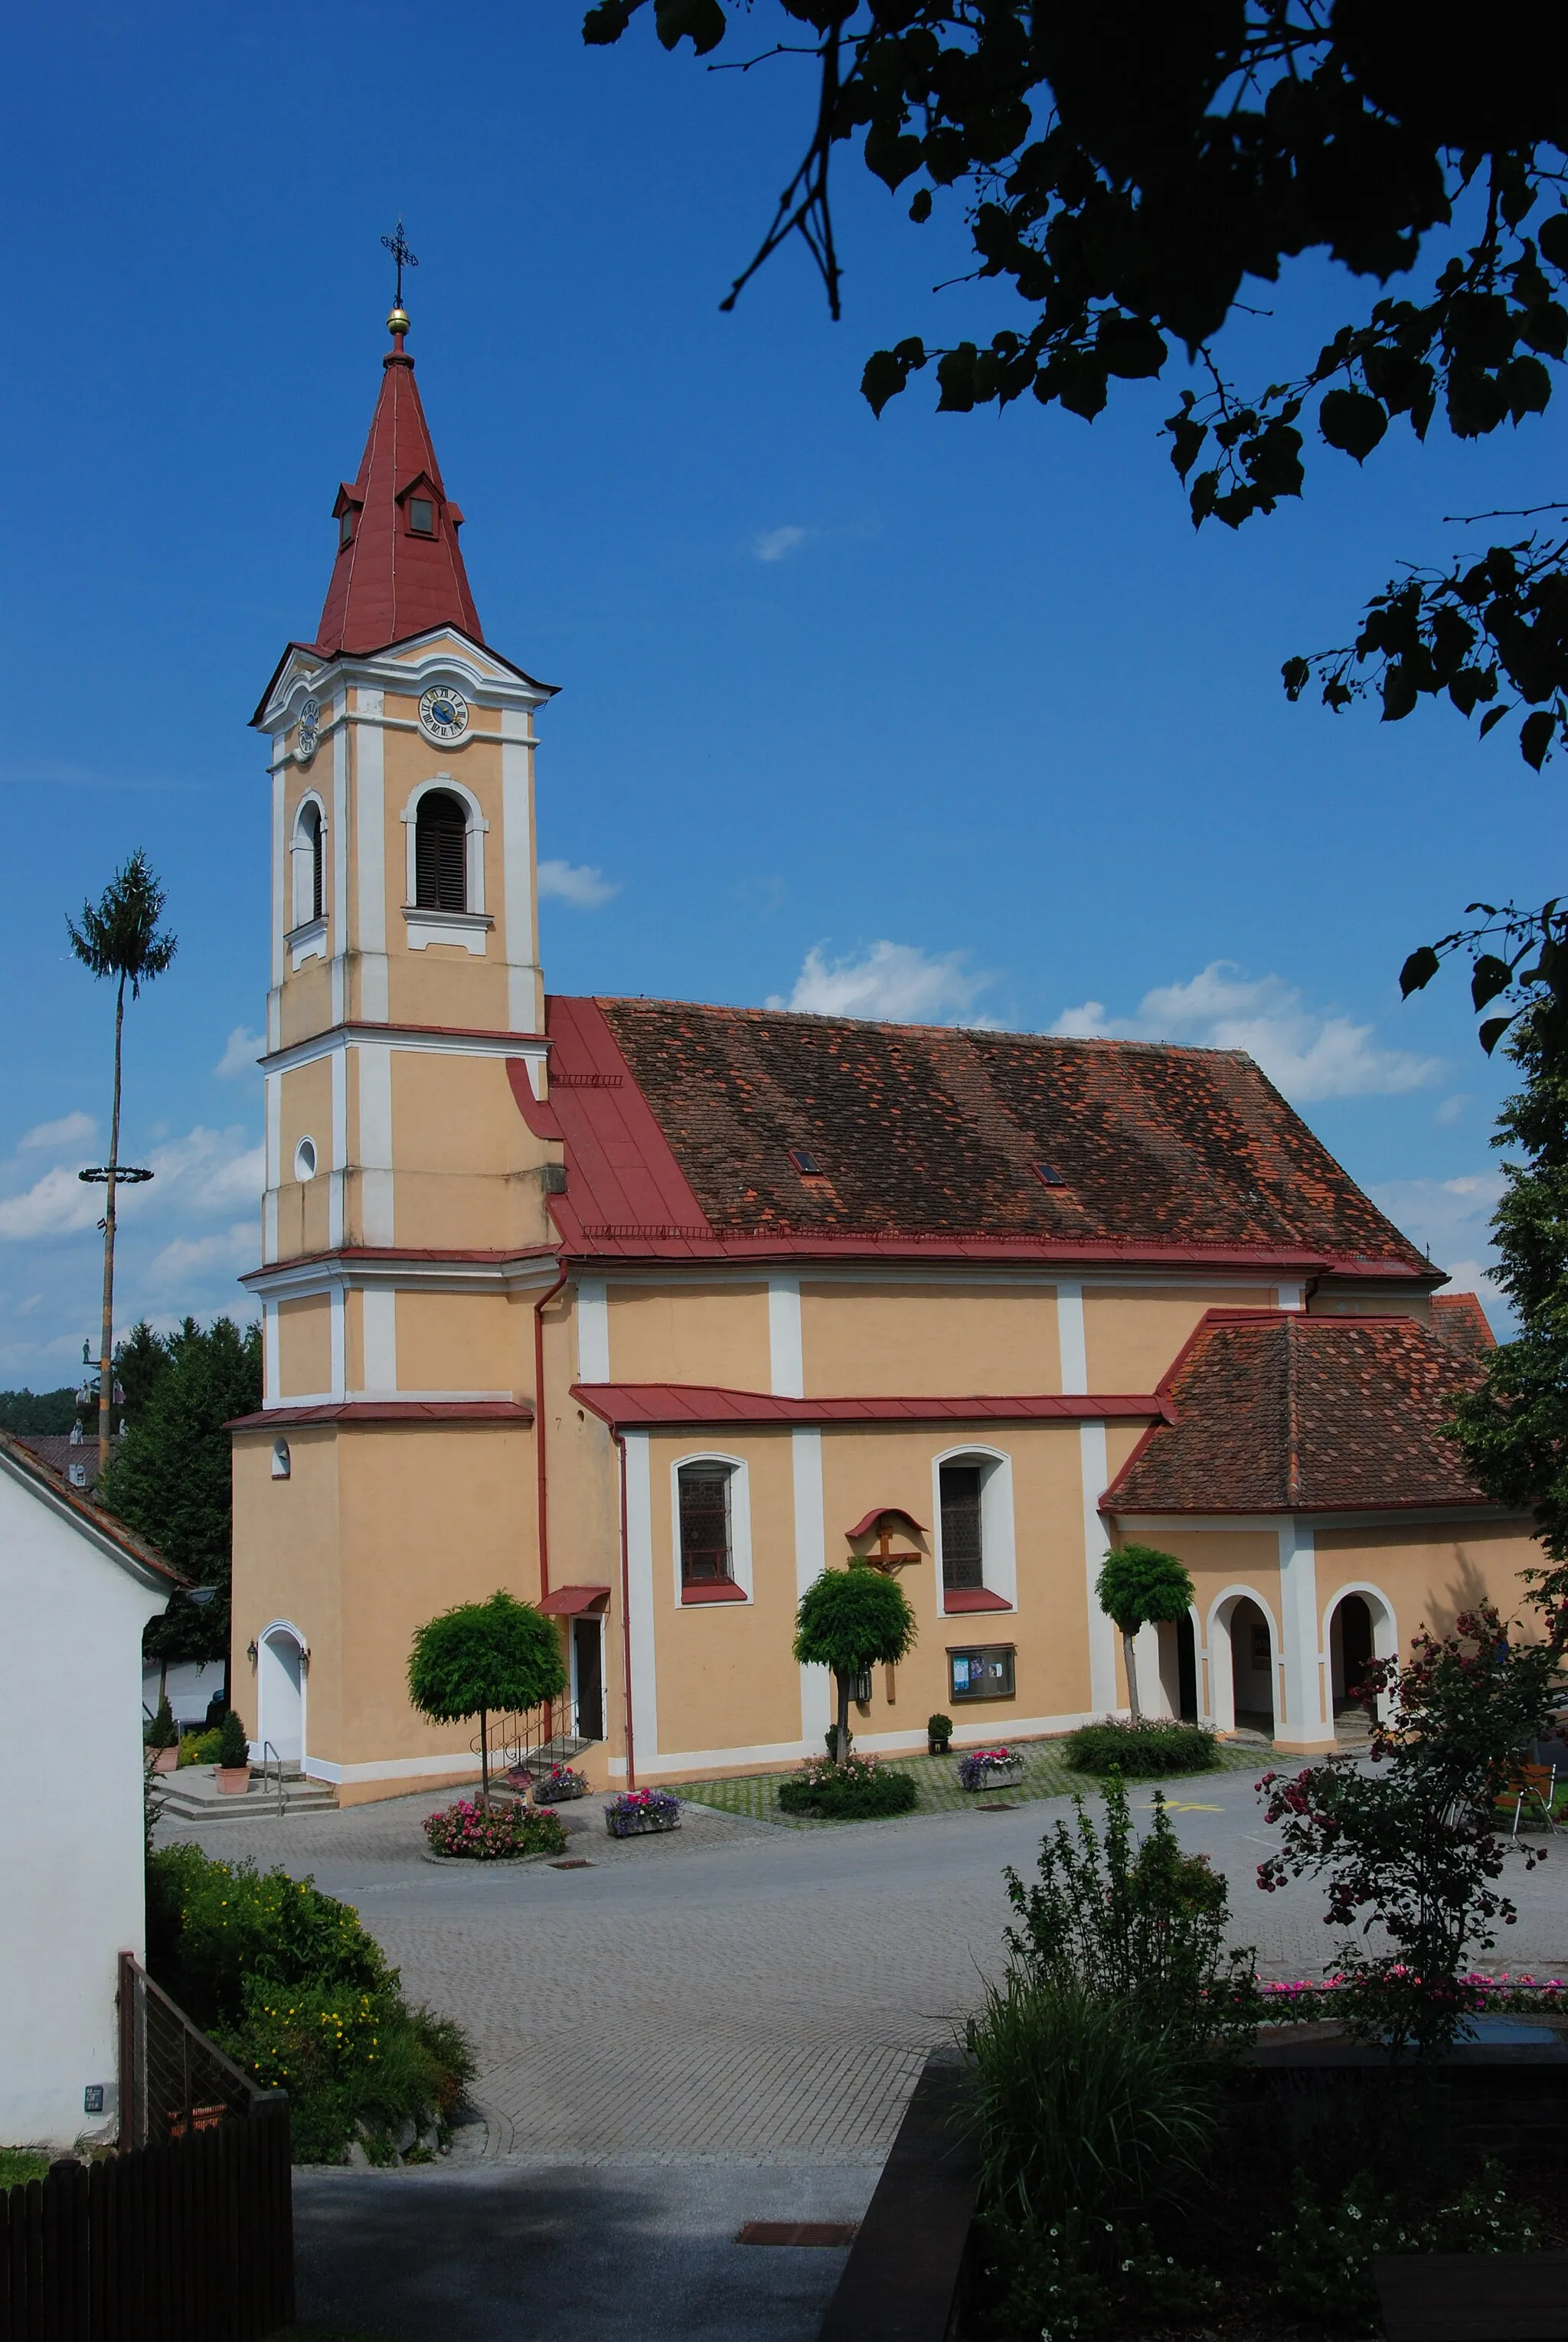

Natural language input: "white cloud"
[0,1167,103,1241]
[753,525,815,563]
[143,1127,264,1216]
[1435,1093,1472,1126]
[144,1223,257,1287]
[214,1026,265,1080]
[769,940,1001,1027]
[18,1111,96,1154]
[537,859,619,909]
[1052,959,1442,1104]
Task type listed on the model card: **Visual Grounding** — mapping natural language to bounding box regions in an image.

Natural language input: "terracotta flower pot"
[216,1765,251,1795]
[149,1745,178,1774]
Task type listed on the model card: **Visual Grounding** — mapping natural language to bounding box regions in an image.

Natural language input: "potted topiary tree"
[927,1712,952,1756]
[214,1707,251,1794]
[407,1589,567,1808]
[1096,1543,1196,1723]
[145,1694,179,1773]
[793,1564,917,1772]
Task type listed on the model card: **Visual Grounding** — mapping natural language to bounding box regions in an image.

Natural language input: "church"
[228,293,1537,1805]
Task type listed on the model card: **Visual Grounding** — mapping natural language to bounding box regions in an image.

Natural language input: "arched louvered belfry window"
[292,800,325,929]
[414,789,467,913]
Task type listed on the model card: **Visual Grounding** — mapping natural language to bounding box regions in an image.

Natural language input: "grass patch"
[0,2149,51,2190]
[681,1734,1259,1826]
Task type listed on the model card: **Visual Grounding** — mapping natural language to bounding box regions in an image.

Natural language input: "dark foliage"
[1066,1718,1219,1777]
[100,1316,262,1667]
[0,1387,77,1436]
[776,1756,919,1816]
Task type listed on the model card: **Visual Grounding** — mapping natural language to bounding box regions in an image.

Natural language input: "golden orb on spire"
[387,304,410,337]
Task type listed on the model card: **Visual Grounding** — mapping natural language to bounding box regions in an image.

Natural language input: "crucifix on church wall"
[846,1507,925,1705]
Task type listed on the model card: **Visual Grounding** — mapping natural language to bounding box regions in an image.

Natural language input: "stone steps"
[152,1767,339,1824]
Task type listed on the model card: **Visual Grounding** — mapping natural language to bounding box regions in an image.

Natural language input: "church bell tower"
[231,258,568,1797]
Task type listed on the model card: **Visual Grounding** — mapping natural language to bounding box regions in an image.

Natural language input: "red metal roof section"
[572,1383,1165,1430]
[524,996,1437,1276]
[537,1583,612,1615]
[312,326,483,656]
[1102,1309,1498,1515]
[1430,1292,1498,1360]
[228,1400,532,1429]
[845,1507,928,1540]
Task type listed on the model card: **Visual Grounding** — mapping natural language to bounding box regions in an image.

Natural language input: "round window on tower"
[295,1137,318,1183]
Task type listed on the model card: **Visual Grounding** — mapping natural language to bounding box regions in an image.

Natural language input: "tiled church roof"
[1430,1291,1498,1360]
[532,996,1435,1274]
[1103,1311,1494,1515]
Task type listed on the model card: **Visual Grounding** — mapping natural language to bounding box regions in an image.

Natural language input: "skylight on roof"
[1034,1162,1067,1187]
[789,1147,825,1178]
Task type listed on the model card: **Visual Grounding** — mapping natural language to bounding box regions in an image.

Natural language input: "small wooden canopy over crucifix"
[845,1507,926,1703]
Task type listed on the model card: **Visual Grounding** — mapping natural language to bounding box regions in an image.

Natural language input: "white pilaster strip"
[262,1301,279,1406]
[1079,1422,1118,1712]
[768,1275,804,1398]
[501,713,538,1034]
[358,1044,394,1246]
[622,1432,658,1765]
[791,1428,831,1743]
[330,695,348,1027]
[577,1278,609,1381]
[1278,1517,1330,1740]
[328,1047,347,1249]
[356,689,388,1022]
[1057,1279,1087,1394]
[328,1285,346,1403]
[361,1287,397,1395]
[269,754,286,1054]
[263,1072,281,1265]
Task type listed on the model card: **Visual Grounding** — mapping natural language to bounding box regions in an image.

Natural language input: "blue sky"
[2,2,1561,1385]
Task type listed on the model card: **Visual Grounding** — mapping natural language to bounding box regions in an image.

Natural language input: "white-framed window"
[932,1445,1017,1615]
[400,777,488,916]
[290,795,326,933]
[293,1136,318,1183]
[670,1452,752,1606]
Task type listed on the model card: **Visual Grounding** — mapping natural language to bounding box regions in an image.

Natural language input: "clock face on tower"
[418,685,469,743]
[296,697,321,763]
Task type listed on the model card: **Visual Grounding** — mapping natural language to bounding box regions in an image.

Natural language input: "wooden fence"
[2,1955,294,2342]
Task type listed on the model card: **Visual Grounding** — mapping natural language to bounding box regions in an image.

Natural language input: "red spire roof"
[313,322,483,656]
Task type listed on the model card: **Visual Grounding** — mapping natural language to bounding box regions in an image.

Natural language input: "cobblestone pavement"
[165,1765,1568,2164]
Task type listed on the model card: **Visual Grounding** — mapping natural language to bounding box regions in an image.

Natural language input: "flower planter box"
[960,1759,1024,1792]
[605,1801,681,1839]
[215,1766,251,1795]
[532,1772,588,1805]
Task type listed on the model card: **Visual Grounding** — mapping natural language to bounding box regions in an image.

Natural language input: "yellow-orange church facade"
[227,308,1540,1805]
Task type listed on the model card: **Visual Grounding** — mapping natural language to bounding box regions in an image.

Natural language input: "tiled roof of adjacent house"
[0,1427,186,1587]
[1102,1310,1497,1515]
[17,1431,106,1493]
[1430,1292,1498,1360]
[525,996,1436,1275]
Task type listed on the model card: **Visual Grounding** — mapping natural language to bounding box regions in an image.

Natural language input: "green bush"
[177,1727,224,1768]
[144,1694,178,1750]
[1064,1718,1217,1777]
[0,2149,51,2190]
[217,1710,250,1769]
[145,1845,473,2164]
[927,1712,952,1752]
[777,1757,918,1819]
[1271,2162,1539,2324]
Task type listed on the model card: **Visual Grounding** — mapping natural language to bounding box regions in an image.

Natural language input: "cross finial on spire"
[381,217,419,336]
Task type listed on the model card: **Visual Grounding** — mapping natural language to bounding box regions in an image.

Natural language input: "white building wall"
[0,1465,170,2148]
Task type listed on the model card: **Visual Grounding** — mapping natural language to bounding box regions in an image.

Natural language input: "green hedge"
[146,1844,474,2164]
[777,1763,920,1819]
[1064,1720,1219,1778]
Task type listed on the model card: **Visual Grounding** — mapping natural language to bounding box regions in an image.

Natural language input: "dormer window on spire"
[408,496,436,537]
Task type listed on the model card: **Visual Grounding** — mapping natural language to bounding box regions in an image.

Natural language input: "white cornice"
[1109,1507,1529,1534]
[263,1022,547,1074]
[246,1250,562,1300]
[259,632,550,733]
[568,1261,1331,1295]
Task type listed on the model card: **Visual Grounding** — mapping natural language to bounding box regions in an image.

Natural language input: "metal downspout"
[532,1257,570,1601]
[615,1428,637,1792]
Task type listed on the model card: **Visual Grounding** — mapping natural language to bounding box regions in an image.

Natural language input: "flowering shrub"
[958,1746,1021,1790]
[1271,2163,1538,2323]
[1064,1718,1218,1777]
[423,1799,568,1860]
[605,1788,682,1836]
[531,1765,590,1804]
[177,1727,224,1768]
[1258,1970,1568,2022]
[777,1754,918,1819]
[145,1844,475,2164]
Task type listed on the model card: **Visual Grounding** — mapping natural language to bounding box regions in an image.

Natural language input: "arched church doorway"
[1229,1596,1275,1735]
[256,1624,305,1765]
[1330,1592,1375,1720]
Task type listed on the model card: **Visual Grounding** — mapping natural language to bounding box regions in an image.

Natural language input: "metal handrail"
[260,1739,286,1817]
